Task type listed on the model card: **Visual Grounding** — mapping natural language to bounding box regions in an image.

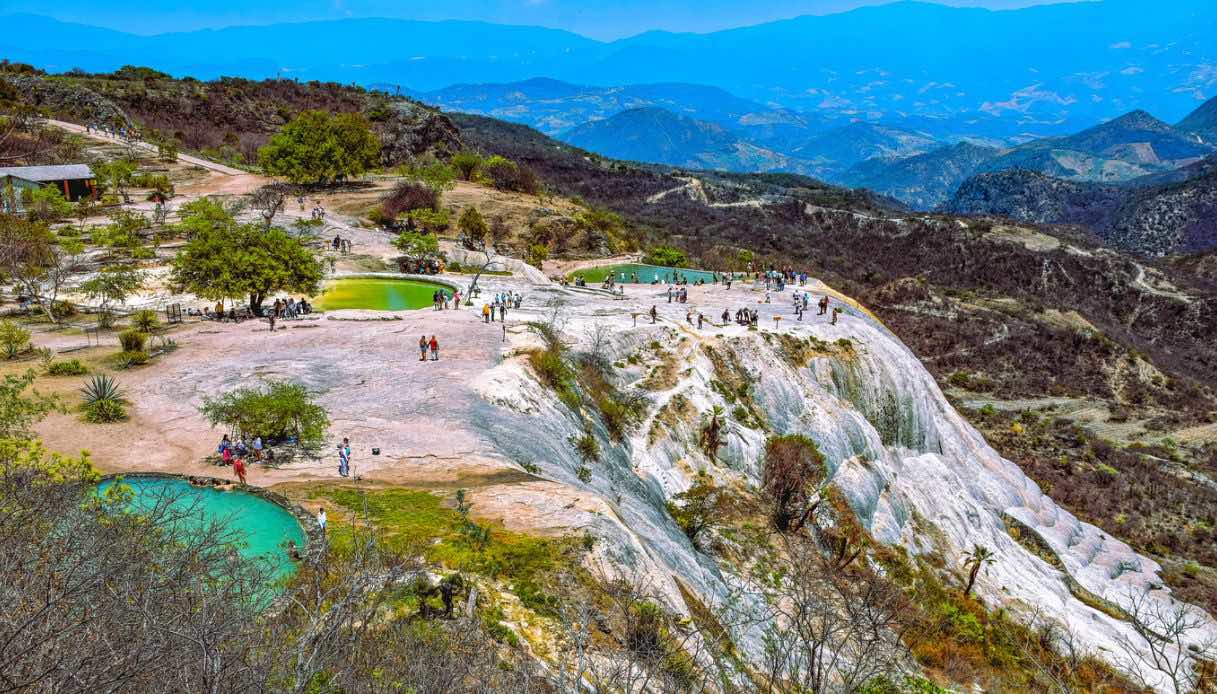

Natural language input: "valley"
[3,18,1217,692]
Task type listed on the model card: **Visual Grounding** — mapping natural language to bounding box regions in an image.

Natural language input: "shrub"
[199,380,329,450]
[80,374,127,423]
[525,243,549,268]
[761,434,827,532]
[46,359,88,376]
[381,179,440,220]
[129,309,160,333]
[450,150,482,181]
[644,246,687,268]
[118,329,149,352]
[83,398,128,423]
[482,155,539,194]
[0,320,32,359]
[573,432,599,462]
[114,351,149,369]
[666,473,729,548]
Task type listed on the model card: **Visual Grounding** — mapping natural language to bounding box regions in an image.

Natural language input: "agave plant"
[81,374,128,423]
[81,374,125,406]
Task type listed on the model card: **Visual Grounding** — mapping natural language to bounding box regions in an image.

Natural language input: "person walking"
[317,508,327,534]
[697,313,704,329]
[419,335,428,361]
[832,307,841,325]
[338,438,351,477]
[429,335,439,361]
[233,456,247,485]
[483,303,491,323]
[650,305,658,324]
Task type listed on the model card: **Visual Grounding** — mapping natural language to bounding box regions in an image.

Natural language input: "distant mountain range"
[946,156,1217,256]
[560,107,798,173]
[842,99,1217,208]
[4,0,1216,136]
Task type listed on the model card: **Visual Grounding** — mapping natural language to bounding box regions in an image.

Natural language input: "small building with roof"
[0,164,96,213]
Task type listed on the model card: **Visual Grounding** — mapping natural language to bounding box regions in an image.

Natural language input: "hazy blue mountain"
[1178,95,1217,143]
[4,0,1216,132]
[979,109,1216,183]
[410,78,814,135]
[0,14,607,88]
[841,142,1002,209]
[791,122,939,178]
[559,107,802,173]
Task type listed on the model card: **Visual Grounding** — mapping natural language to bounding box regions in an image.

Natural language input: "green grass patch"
[319,487,574,616]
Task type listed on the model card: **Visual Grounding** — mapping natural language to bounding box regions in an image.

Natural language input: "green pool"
[313,278,452,311]
[97,476,307,588]
[568,263,731,285]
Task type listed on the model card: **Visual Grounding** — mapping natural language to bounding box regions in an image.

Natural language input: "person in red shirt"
[233,457,247,485]
[429,335,439,361]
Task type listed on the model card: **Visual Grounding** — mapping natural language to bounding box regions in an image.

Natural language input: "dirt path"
[44,119,248,176]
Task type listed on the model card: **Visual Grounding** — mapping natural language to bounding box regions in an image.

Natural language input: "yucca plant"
[130,309,160,333]
[81,374,128,423]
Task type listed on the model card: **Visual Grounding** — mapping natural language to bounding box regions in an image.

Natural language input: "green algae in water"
[314,278,451,311]
[567,263,728,285]
[96,476,307,589]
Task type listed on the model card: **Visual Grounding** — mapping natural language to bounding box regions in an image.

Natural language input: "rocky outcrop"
[462,277,1216,691]
[0,73,132,128]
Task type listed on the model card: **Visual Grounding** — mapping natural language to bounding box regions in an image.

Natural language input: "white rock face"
[465,275,1216,691]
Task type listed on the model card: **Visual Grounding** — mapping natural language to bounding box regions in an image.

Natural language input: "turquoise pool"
[97,476,307,588]
[568,263,733,285]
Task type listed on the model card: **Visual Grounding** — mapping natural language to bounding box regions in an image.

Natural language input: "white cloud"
[980,83,1077,116]
[1110,41,1132,49]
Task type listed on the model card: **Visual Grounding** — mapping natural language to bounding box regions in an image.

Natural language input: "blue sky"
[0,0,1075,40]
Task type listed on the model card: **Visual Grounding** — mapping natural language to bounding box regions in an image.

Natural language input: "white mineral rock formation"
[465,275,1216,692]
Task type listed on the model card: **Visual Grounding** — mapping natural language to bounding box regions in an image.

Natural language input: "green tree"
[666,472,730,549]
[449,151,482,181]
[170,212,323,313]
[644,246,687,268]
[79,265,145,327]
[406,208,449,234]
[482,155,522,192]
[258,110,380,184]
[0,369,60,439]
[392,230,440,268]
[93,160,136,203]
[526,243,549,269]
[25,186,72,223]
[457,206,488,250]
[413,161,457,192]
[92,208,151,258]
[0,218,85,323]
[200,380,329,450]
[175,198,232,238]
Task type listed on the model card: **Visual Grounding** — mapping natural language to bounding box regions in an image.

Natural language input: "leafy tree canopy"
[258,110,380,185]
[200,380,329,450]
[392,230,440,265]
[170,205,322,311]
[644,246,688,268]
[458,206,488,249]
